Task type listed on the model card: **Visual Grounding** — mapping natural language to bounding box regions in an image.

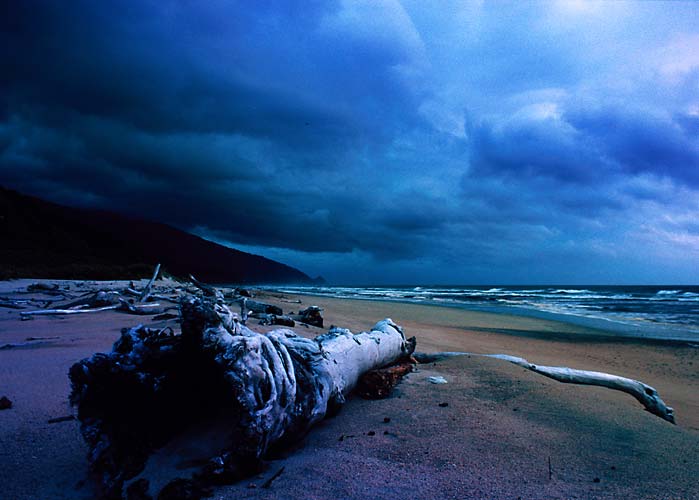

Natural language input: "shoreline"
[263,287,699,344]
[258,290,699,431]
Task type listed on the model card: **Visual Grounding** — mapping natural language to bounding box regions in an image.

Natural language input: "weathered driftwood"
[69,294,415,498]
[256,314,295,327]
[18,300,169,319]
[138,263,161,303]
[146,294,181,303]
[27,282,60,293]
[189,274,218,296]
[280,298,302,304]
[233,287,252,298]
[116,299,169,316]
[413,352,675,424]
[290,306,324,327]
[20,305,120,317]
[61,291,122,309]
[0,299,27,309]
[235,297,282,316]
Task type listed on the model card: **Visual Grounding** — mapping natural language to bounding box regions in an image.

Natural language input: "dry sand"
[1,280,698,499]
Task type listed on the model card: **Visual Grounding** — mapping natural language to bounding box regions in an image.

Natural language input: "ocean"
[272,285,699,342]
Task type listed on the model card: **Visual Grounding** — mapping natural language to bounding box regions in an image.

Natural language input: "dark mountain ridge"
[0,186,319,284]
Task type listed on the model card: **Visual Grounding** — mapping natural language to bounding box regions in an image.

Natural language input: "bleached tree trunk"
[69,294,415,499]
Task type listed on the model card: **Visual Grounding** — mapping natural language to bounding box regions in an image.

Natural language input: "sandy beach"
[1,280,698,499]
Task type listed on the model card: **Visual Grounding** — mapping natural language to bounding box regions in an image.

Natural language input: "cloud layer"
[2,0,699,283]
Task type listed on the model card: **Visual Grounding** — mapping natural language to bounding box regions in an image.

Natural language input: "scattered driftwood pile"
[69,287,415,499]
[13,265,175,320]
[6,265,326,331]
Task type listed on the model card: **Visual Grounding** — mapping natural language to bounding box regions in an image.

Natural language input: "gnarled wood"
[69,293,415,498]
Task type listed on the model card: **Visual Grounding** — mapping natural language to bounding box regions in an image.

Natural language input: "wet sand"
[0,280,698,499]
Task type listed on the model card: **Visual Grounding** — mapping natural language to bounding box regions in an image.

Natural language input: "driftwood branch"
[138,263,161,303]
[414,352,675,424]
[0,299,28,309]
[69,293,415,498]
[189,274,217,296]
[19,301,169,319]
[20,305,120,317]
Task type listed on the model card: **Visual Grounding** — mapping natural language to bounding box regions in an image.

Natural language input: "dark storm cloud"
[566,106,699,187]
[2,0,699,283]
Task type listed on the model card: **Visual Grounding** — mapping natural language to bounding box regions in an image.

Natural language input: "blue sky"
[2,1,699,284]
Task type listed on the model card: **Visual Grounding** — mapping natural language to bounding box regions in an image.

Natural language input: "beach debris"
[415,351,676,424]
[236,298,283,316]
[18,298,175,319]
[188,274,218,296]
[280,298,302,304]
[48,415,76,424]
[427,376,448,384]
[19,305,119,317]
[234,287,252,297]
[0,396,12,410]
[256,313,295,327]
[151,312,179,321]
[117,299,171,316]
[27,282,59,293]
[0,298,27,309]
[291,306,324,328]
[69,292,415,498]
[59,290,122,309]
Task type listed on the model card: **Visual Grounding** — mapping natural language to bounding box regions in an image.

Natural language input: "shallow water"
[270,285,699,342]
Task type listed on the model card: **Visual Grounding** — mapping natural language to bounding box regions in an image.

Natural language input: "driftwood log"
[414,352,675,423]
[69,293,415,499]
[256,313,296,327]
[235,297,282,316]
